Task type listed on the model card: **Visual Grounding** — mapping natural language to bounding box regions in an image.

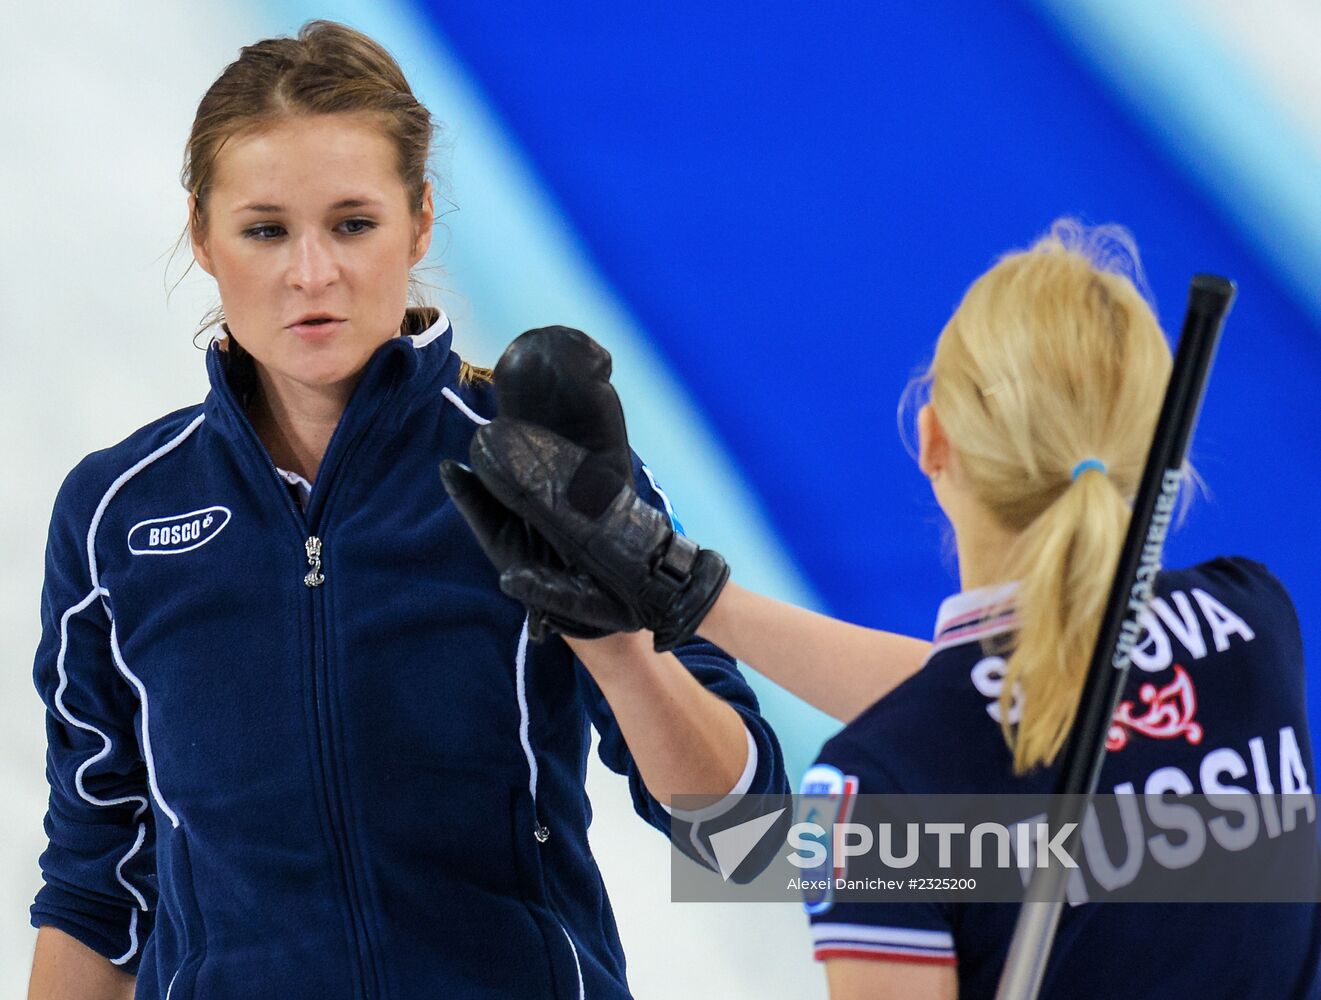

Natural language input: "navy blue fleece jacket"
[30,308,788,999]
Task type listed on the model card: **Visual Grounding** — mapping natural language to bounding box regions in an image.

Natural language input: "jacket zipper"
[305,536,325,588]
[238,420,580,1000]
[210,352,389,999]
[275,504,381,1000]
[303,539,383,998]
[299,381,399,1000]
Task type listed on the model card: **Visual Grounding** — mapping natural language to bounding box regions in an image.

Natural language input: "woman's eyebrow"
[234,197,382,213]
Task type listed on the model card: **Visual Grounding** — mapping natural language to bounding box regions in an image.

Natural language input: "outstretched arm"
[446,324,931,724]
[567,630,750,807]
[451,417,933,723]
[568,622,790,881]
[700,581,931,723]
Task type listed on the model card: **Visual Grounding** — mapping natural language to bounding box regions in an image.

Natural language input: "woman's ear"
[410,180,435,265]
[917,403,948,481]
[188,194,215,277]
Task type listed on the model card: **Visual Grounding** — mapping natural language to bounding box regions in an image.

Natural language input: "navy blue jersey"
[805,557,1321,998]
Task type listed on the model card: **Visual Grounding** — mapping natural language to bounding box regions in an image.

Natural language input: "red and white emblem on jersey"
[1106,664,1204,752]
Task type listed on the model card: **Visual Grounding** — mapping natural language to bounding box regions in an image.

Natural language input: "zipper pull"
[304,536,325,587]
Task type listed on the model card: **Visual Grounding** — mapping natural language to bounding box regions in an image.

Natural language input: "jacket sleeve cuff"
[31,884,150,974]
[660,722,758,822]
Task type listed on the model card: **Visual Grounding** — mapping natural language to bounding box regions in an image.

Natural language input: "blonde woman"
[26,21,789,1000]
[450,220,1320,999]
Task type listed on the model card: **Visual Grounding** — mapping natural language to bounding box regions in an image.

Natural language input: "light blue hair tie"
[1071,458,1107,480]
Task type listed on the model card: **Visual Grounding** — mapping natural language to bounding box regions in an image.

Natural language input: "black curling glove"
[442,325,641,641]
[467,416,729,653]
[443,324,730,650]
[439,459,639,641]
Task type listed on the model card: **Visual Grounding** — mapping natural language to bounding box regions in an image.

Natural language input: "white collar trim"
[932,580,1021,648]
[410,307,451,348]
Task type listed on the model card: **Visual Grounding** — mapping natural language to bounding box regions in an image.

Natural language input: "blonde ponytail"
[999,467,1130,770]
[927,219,1173,773]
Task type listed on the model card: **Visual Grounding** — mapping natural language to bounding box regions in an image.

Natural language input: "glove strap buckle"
[655,533,698,587]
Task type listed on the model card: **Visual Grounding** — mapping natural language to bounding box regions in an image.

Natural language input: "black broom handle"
[995,273,1236,1000]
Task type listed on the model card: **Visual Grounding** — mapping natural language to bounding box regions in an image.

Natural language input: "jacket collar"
[202,307,456,442]
[931,580,1020,652]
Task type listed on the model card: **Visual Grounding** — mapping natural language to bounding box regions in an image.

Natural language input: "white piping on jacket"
[111,908,140,967]
[445,384,586,994]
[87,413,206,591]
[112,819,150,913]
[109,621,180,828]
[55,589,151,820]
[441,390,542,820]
[54,586,152,921]
[85,414,203,827]
[561,925,586,1000]
[441,385,490,426]
[512,620,538,808]
[513,616,544,834]
[53,412,206,964]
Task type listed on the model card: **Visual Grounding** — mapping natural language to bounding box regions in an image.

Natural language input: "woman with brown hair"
[25,21,788,999]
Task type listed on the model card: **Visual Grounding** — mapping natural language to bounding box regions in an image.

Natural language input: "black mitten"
[439,459,640,641]
[468,418,729,652]
[445,324,729,649]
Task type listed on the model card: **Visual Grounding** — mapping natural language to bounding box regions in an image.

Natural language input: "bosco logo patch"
[128,506,232,555]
